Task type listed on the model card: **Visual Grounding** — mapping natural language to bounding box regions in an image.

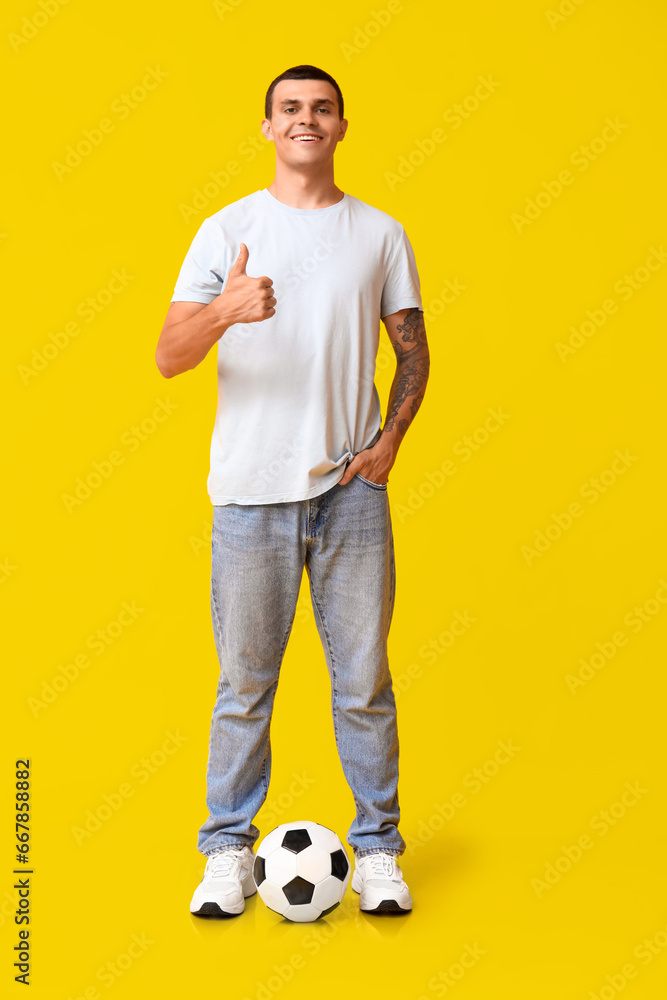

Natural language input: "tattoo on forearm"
[383,309,429,436]
[395,307,428,352]
[410,392,424,418]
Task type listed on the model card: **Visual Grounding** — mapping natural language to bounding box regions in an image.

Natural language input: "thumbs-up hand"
[215,243,276,328]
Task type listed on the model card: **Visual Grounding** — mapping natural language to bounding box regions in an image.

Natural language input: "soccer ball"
[254,820,351,922]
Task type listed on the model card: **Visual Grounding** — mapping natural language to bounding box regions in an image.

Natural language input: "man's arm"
[380,306,430,450]
[155,243,276,379]
[155,300,226,379]
[338,306,430,485]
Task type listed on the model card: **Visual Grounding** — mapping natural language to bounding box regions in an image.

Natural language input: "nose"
[298,115,317,128]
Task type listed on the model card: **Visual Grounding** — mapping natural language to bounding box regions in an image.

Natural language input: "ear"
[338,118,349,141]
[261,118,274,142]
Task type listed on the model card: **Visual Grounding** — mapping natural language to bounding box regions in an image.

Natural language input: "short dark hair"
[265,64,344,120]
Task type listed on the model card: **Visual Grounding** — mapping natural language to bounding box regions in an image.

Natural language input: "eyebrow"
[278,98,335,106]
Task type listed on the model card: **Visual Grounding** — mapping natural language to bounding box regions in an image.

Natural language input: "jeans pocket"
[356,473,388,491]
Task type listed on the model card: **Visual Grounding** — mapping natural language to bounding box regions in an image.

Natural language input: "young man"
[156,65,429,917]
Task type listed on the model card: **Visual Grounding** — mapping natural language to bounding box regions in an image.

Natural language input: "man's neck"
[267,168,344,210]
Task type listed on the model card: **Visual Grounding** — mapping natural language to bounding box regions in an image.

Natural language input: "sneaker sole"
[191,901,243,918]
[360,898,411,914]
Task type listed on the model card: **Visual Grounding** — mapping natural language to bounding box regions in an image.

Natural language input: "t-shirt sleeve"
[170,218,224,304]
[380,226,423,319]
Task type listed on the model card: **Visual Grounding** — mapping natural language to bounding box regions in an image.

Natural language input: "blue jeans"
[197,470,405,859]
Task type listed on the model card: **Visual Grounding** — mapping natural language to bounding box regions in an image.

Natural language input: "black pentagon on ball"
[281,828,312,854]
[253,855,266,886]
[283,876,315,905]
[330,849,349,880]
[319,902,340,918]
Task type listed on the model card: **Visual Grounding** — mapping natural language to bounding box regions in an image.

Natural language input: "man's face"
[262,79,348,165]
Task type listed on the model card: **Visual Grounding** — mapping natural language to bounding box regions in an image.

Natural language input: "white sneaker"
[351,852,412,913]
[190,846,256,916]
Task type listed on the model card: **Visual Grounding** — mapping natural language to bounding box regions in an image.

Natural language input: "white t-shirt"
[171,187,423,505]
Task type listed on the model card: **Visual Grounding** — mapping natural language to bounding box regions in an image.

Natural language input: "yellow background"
[2,0,666,996]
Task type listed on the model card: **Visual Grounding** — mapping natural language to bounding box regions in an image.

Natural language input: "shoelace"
[366,853,397,878]
[207,849,246,879]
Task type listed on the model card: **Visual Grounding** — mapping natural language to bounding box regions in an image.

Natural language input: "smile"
[290,135,323,141]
